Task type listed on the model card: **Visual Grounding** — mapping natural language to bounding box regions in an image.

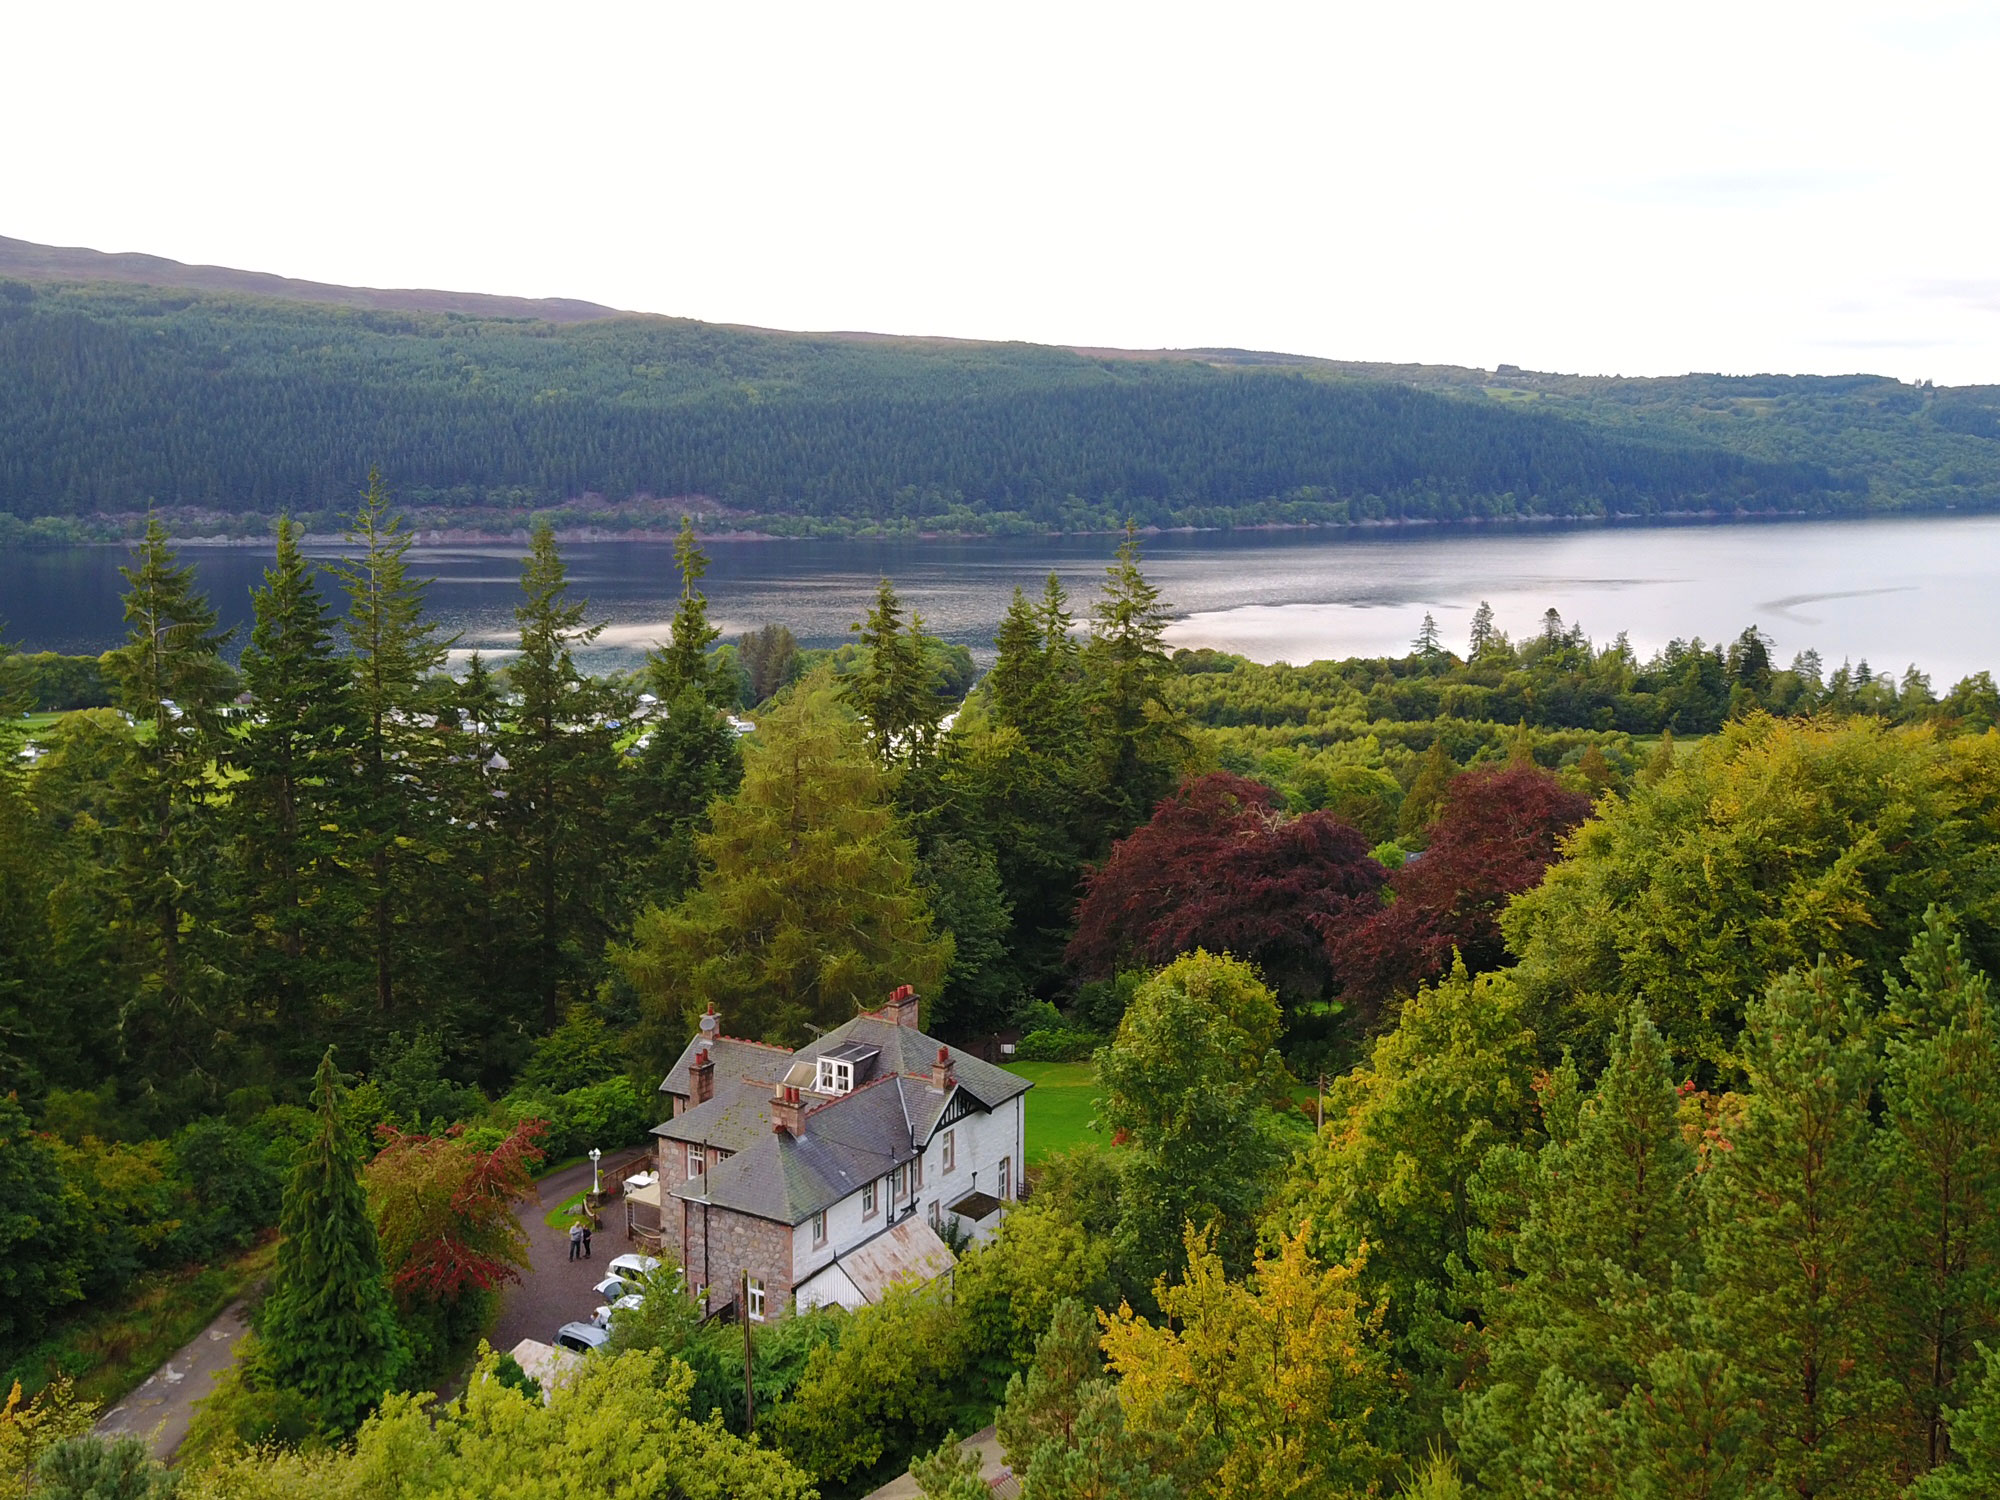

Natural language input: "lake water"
[2,513,1997,686]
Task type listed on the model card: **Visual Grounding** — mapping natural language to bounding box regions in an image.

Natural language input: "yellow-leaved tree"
[1100,1221,1395,1500]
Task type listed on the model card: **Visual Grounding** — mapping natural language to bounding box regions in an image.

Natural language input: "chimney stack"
[689,1040,715,1107]
[882,984,921,1029]
[771,1084,805,1136]
[929,1045,956,1094]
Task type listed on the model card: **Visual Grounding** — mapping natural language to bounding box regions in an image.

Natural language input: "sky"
[7,0,1999,384]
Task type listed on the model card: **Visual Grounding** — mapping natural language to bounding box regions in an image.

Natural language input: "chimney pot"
[882,984,921,1029]
[689,1040,716,1106]
[772,1083,805,1136]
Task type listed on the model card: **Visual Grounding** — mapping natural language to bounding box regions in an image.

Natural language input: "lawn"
[0,1237,277,1408]
[1004,1060,1100,1165]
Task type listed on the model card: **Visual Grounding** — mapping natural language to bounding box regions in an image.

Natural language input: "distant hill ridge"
[0,234,622,324]
[1,233,1996,540]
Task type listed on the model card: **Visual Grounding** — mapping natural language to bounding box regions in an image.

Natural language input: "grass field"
[1004,1060,1100,1164]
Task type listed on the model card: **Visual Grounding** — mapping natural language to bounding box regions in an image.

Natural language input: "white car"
[590,1274,629,1304]
[606,1253,660,1286]
[592,1293,644,1329]
[553,1321,610,1355]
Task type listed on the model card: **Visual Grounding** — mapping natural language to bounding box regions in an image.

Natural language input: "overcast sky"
[8,1,1998,383]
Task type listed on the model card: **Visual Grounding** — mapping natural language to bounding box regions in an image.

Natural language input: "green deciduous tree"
[257,1052,408,1432]
[619,672,951,1050]
[1096,952,1290,1284]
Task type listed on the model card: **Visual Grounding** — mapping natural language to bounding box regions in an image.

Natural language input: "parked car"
[591,1274,630,1304]
[606,1253,659,1286]
[553,1321,610,1355]
[592,1293,644,1329]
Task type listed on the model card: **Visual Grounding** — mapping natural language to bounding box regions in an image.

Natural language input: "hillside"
[1,237,1996,540]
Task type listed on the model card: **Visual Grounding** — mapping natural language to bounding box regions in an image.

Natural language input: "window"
[942,1129,956,1173]
[862,1180,878,1217]
[747,1277,765,1321]
[686,1143,705,1176]
[816,1058,854,1095]
[890,1165,904,1201]
[999,1155,1011,1201]
[812,1211,826,1247]
[911,1153,922,1189]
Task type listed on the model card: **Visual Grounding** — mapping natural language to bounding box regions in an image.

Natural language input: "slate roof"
[658,1001,1033,1226]
[659,1033,791,1101]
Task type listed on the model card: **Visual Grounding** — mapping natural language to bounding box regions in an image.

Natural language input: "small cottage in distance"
[652,985,1031,1322]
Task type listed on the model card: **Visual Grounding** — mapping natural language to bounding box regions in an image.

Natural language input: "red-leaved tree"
[1327,763,1590,1015]
[1066,772,1386,1008]
[366,1119,545,1305]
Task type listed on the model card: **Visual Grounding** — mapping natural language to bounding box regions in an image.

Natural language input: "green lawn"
[1005,1060,1099,1164]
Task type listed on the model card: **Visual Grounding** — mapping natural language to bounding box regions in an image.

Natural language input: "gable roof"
[674,1075,919,1224]
[796,1014,1031,1114]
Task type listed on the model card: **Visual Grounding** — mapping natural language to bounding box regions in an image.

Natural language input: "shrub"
[1013,1028,1101,1063]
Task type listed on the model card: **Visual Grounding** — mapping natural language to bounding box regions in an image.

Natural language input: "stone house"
[652,985,1032,1322]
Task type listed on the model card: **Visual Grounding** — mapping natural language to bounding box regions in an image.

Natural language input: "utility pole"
[741,1269,756,1433]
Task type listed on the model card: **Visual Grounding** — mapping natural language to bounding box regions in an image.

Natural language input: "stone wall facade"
[675,1197,795,1321]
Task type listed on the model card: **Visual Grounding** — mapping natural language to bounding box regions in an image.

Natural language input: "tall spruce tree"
[501,523,627,1026]
[258,1051,407,1432]
[642,517,729,708]
[226,517,362,1064]
[333,472,449,1023]
[1878,910,2000,1473]
[103,516,233,1091]
[1702,961,1900,1498]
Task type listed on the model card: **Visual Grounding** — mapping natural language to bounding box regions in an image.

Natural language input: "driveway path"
[95,1300,252,1460]
[491,1153,650,1354]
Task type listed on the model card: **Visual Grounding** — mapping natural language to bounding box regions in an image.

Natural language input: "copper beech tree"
[1065,772,1385,1009]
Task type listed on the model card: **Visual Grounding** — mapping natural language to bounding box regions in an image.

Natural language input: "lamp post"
[589,1147,602,1198]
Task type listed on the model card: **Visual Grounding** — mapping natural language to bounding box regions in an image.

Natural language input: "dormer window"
[817,1058,855,1095]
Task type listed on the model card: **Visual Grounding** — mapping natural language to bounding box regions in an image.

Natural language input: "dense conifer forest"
[11,267,2000,542]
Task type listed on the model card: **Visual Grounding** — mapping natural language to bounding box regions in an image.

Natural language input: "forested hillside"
[17,266,1992,540]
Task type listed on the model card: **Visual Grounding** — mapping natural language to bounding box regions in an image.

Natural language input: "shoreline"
[2,502,1976,552]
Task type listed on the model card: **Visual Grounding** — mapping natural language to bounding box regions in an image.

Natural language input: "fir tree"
[642,517,729,708]
[226,516,362,1063]
[258,1050,408,1432]
[332,471,449,1021]
[103,515,233,1088]
[502,522,628,1027]
[1081,527,1185,845]
[846,578,943,768]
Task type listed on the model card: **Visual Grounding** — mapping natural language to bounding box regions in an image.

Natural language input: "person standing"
[568,1221,583,1261]
[581,1221,593,1259]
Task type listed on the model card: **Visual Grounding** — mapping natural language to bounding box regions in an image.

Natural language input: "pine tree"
[1878,910,2000,1473]
[1414,612,1444,660]
[1397,738,1457,841]
[226,516,362,1064]
[1469,601,1497,659]
[1701,961,1900,1498]
[502,523,628,1027]
[332,471,449,1021]
[258,1051,408,1432]
[1457,1003,1705,1495]
[103,515,233,1088]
